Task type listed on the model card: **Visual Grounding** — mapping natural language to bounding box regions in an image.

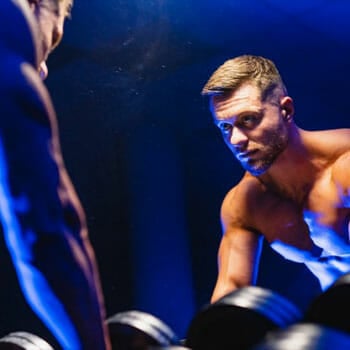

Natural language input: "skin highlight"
[0,0,111,348]
[202,55,350,303]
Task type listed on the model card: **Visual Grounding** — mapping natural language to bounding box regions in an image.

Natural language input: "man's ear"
[280,96,294,121]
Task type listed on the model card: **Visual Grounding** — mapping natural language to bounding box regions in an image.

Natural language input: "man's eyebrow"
[233,107,264,119]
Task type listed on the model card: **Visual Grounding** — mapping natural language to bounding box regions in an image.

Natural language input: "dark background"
[1,0,350,347]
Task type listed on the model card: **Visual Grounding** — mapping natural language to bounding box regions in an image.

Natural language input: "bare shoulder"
[304,129,350,186]
[331,150,350,187]
[221,174,267,230]
[304,128,350,157]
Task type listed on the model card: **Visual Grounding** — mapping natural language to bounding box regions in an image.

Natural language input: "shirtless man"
[201,55,350,303]
[0,0,110,348]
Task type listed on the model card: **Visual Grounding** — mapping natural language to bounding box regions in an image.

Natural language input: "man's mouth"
[236,150,257,159]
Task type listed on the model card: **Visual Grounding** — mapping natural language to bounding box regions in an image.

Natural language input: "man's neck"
[258,127,324,204]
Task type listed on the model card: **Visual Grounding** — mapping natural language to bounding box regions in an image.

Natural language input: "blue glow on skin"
[271,210,350,291]
[0,138,80,349]
[303,210,350,256]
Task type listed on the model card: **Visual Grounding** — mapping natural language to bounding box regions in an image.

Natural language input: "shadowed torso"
[239,163,350,289]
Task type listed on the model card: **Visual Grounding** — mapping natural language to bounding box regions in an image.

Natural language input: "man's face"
[211,83,289,176]
[30,0,72,79]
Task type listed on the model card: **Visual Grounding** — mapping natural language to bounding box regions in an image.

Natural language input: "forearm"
[211,229,263,304]
[211,278,240,303]
[0,150,110,349]
[11,232,109,350]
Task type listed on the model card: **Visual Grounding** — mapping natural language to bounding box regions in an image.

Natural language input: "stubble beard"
[240,128,289,176]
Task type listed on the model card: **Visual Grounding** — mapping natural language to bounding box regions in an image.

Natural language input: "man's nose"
[230,127,248,146]
[51,26,63,51]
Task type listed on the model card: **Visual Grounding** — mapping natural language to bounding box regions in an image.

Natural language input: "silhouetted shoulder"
[0,51,55,128]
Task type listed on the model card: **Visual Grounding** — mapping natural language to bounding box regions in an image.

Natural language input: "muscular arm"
[211,187,263,303]
[0,54,110,349]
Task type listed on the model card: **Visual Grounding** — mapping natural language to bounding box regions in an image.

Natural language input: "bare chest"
[255,176,350,262]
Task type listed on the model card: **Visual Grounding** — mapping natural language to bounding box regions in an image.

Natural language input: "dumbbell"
[185,286,302,350]
[304,272,350,334]
[106,310,180,349]
[148,347,190,350]
[0,331,53,349]
[252,323,350,349]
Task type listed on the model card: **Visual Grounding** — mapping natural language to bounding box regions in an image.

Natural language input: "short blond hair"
[202,55,287,102]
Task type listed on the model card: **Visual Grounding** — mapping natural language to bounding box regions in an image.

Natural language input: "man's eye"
[218,123,232,133]
[240,115,259,127]
[242,115,255,123]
